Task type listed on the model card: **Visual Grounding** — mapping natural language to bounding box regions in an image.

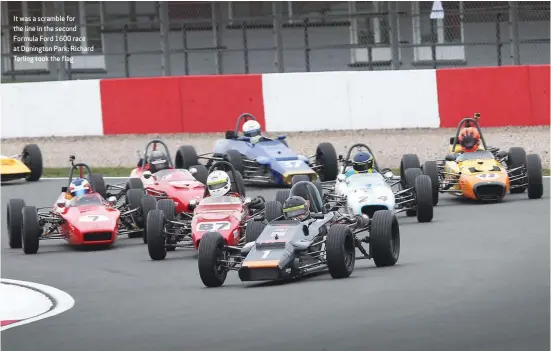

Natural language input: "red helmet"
[458,127,481,152]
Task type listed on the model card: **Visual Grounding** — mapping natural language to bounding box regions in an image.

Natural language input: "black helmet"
[149,150,169,173]
[282,196,310,221]
[352,151,374,172]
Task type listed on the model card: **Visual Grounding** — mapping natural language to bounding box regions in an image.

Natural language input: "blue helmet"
[352,151,374,172]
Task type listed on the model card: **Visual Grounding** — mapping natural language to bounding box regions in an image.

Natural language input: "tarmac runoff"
[0,278,75,331]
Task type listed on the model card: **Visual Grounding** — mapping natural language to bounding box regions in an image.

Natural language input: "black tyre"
[507,147,527,193]
[422,161,440,206]
[526,154,543,199]
[89,173,107,199]
[326,224,355,279]
[315,142,339,181]
[404,168,423,217]
[175,145,199,170]
[190,164,208,184]
[7,198,26,248]
[275,189,291,206]
[127,178,145,190]
[229,171,246,197]
[245,221,265,243]
[370,210,400,267]
[265,201,283,222]
[414,175,434,223]
[126,189,145,214]
[313,178,324,198]
[226,150,245,176]
[22,144,43,182]
[156,199,176,249]
[146,210,167,260]
[400,154,421,184]
[21,206,41,254]
[197,231,228,287]
[292,175,310,185]
[139,195,157,243]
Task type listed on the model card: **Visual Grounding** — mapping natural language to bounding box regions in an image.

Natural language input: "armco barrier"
[1,65,548,139]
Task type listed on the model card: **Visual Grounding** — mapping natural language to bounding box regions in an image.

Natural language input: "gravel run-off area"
[1,127,549,169]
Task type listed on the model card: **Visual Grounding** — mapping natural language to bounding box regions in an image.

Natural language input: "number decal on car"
[261,250,271,259]
[195,222,231,231]
[281,160,304,168]
[79,215,109,222]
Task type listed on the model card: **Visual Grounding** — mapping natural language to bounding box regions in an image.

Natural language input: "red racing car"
[6,161,143,254]
[145,161,273,260]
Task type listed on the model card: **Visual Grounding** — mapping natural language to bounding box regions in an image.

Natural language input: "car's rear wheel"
[326,224,355,279]
[139,195,157,243]
[22,206,41,254]
[190,164,208,184]
[275,189,291,206]
[245,221,265,243]
[198,231,228,287]
[370,210,400,267]
[175,145,199,170]
[127,178,145,190]
[7,198,26,248]
[157,199,176,250]
[315,142,339,181]
[414,174,434,223]
[146,210,167,260]
[228,171,246,197]
[400,154,420,185]
[422,161,440,206]
[22,144,43,182]
[225,150,246,176]
[404,168,423,217]
[507,147,527,193]
[264,201,283,222]
[89,173,107,199]
[526,154,543,199]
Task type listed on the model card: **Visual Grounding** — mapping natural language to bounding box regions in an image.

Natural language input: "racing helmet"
[69,178,91,198]
[148,150,169,173]
[458,127,481,152]
[283,196,310,221]
[242,120,261,137]
[352,151,374,172]
[206,170,231,197]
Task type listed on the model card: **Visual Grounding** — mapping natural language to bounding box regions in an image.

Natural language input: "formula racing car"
[197,180,400,287]
[405,115,544,203]
[6,160,146,254]
[145,161,270,260]
[1,144,43,182]
[173,113,339,186]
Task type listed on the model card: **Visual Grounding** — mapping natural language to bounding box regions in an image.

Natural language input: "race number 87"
[196,222,230,231]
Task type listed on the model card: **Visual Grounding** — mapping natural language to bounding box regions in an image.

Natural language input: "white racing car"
[322,143,434,223]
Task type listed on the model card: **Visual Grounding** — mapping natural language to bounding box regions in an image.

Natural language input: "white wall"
[1,80,103,138]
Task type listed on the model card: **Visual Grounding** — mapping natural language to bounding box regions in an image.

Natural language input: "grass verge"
[42,167,551,178]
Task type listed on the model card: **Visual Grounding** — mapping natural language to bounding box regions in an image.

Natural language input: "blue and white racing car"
[173,113,339,186]
[323,144,434,223]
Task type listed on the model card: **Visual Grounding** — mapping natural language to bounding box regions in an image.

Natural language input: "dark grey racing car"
[197,181,400,287]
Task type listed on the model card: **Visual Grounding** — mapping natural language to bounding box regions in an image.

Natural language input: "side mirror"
[496,150,507,158]
[311,213,324,219]
[254,215,265,222]
[57,201,65,208]
[188,167,197,174]
[445,154,455,162]
[337,174,346,182]
[244,197,252,205]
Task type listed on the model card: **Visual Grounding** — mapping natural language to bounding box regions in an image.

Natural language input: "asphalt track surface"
[1,179,550,351]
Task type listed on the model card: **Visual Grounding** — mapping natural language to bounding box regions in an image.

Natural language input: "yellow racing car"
[1,144,43,182]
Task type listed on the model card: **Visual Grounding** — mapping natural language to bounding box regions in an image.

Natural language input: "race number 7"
[281,160,303,168]
[196,222,230,231]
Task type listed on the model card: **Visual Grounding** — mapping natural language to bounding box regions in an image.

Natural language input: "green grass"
[42,167,551,178]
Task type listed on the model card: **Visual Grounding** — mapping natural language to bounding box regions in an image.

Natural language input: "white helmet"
[206,170,231,197]
[242,120,261,137]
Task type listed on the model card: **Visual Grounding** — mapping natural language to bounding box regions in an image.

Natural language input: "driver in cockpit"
[344,151,375,177]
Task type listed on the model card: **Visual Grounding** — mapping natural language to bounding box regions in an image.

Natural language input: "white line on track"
[0,278,75,331]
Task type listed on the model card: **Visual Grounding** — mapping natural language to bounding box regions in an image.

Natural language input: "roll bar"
[139,139,175,169]
[67,156,94,188]
[234,113,257,136]
[450,118,488,151]
[289,180,324,213]
[340,143,381,173]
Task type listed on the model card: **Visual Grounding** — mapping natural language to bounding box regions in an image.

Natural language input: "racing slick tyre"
[370,210,400,267]
[400,154,420,186]
[422,161,440,206]
[21,206,41,254]
[175,145,199,170]
[507,147,528,194]
[89,173,107,199]
[157,199,176,251]
[225,150,246,176]
[414,174,434,223]
[275,189,291,206]
[198,231,228,287]
[403,168,423,217]
[229,171,246,197]
[22,144,43,182]
[146,210,167,260]
[139,195,157,243]
[265,201,283,222]
[526,154,543,199]
[326,224,355,279]
[190,164,208,184]
[7,198,26,248]
[245,221,265,243]
[315,142,339,181]
[127,178,145,190]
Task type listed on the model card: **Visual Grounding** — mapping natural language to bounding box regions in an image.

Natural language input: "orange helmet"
[458,127,481,152]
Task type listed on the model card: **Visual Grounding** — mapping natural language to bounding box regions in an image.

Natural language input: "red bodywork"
[130,168,205,214]
[191,194,249,249]
[53,192,120,246]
